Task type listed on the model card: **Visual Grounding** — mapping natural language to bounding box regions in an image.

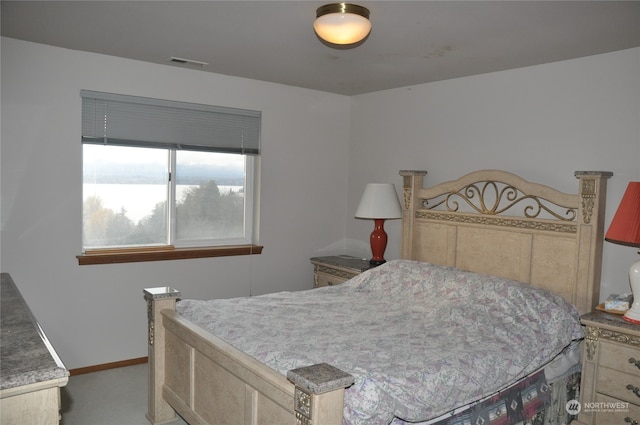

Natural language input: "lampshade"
[355,183,402,219]
[605,182,640,247]
[314,3,371,45]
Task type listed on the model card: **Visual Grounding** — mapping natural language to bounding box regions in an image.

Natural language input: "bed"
[144,169,612,425]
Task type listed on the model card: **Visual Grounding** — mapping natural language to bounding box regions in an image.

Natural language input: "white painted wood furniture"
[399,169,610,315]
[310,255,373,288]
[576,311,640,425]
[145,169,611,425]
[0,273,69,425]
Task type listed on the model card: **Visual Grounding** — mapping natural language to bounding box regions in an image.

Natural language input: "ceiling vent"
[169,57,209,67]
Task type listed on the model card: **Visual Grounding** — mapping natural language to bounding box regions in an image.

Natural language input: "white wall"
[0,37,351,369]
[348,48,640,301]
[3,37,639,370]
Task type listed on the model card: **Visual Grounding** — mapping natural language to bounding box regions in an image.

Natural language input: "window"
[79,90,261,264]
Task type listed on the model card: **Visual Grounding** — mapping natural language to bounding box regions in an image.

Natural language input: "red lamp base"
[369,219,388,266]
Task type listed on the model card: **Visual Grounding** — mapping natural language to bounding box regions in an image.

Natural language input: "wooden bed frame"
[144,169,611,425]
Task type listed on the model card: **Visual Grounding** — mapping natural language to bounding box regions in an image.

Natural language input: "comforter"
[177,259,583,425]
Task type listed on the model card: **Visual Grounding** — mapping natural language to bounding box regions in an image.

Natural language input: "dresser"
[577,311,640,425]
[0,273,69,425]
[310,255,373,287]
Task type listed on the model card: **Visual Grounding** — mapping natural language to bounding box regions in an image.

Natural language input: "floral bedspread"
[176,259,583,425]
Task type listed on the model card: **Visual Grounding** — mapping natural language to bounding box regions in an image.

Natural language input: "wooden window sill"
[77,245,263,265]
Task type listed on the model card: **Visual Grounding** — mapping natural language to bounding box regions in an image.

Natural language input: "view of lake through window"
[83,145,246,249]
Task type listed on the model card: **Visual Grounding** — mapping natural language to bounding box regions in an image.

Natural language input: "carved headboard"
[399,170,612,314]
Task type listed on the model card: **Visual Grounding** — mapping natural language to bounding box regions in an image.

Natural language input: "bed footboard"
[144,287,354,425]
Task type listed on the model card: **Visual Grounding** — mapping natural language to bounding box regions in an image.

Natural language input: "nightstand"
[310,255,374,288]
[576,311,640,425]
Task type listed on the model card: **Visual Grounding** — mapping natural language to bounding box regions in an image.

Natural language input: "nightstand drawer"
[310,256,373,288]
[599,340,640,378]
[315,271,350,288]
[597,366,640,405]
[594,393,640,425]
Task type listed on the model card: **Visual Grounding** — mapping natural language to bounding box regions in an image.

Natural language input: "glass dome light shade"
[314,3,371,45]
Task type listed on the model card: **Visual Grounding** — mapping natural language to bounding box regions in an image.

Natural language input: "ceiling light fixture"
[314,3,371,46]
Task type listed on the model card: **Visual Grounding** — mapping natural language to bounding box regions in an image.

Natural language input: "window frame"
[78,90,262,265]
[169,152,257,249]
[77,245,263,265]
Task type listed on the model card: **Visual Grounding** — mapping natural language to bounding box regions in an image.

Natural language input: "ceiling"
[2,1,640,95]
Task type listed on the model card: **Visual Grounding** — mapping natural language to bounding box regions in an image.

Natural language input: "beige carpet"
[60,363,187,425]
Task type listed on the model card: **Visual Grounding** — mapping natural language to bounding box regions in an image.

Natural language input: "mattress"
[177,259,584,425]
[395,340,582,425]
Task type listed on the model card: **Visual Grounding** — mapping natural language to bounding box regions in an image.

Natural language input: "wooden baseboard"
[69,356,148,376]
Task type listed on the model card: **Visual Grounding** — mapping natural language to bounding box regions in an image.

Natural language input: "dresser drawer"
[599,339,640,378]
[593,393,640,425]
[597,366,640,405]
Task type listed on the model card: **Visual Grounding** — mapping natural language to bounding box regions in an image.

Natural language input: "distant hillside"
[83,162,244,186]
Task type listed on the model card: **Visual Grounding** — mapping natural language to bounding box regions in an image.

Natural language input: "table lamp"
[604,181,640,324]
[355,183,402,266]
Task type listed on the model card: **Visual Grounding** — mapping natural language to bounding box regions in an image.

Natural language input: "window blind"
[81,90,261,155]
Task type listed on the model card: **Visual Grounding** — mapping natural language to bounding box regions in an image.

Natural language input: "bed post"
[143,287,181,425]
[399,170,427,260]
[574,171,612,314]
[287,363,355,425]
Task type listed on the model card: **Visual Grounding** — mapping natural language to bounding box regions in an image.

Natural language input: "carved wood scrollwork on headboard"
[402,175,412,210]
[401,171,427,211]
[580,178,597,224]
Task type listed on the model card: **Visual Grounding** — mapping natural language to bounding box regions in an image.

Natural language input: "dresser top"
[581,310,640,337]
[1,273,68,391]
